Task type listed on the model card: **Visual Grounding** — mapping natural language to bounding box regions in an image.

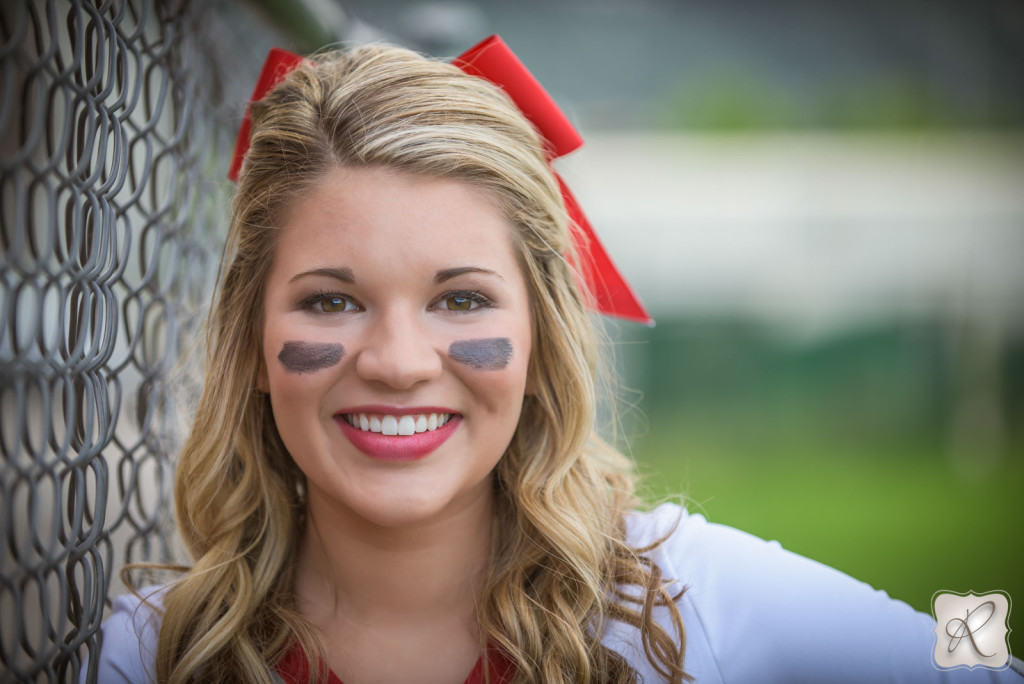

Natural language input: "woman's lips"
[334,413,461,461]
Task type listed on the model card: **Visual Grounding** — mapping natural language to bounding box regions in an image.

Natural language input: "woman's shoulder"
[86,585,168,684]
[616,503,1022,683]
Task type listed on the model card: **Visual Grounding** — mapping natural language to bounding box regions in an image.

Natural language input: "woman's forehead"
[270,166,522,282]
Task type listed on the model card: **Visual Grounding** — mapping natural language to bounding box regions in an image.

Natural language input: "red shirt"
[274,641,515,684]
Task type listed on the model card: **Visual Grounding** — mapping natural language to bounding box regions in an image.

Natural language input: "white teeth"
[345,412,451,436]
[397,415,415,436]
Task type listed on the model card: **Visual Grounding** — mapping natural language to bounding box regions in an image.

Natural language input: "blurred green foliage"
[658,73,1021,131]
[252,0,338,51]
[659,72,803,131]
[614,317,1024,657]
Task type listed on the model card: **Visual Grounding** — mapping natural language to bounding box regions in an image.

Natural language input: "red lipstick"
[334,410,460,461]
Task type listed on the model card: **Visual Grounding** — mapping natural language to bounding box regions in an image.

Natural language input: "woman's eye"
[319,296,351,313]
[301,292,357,313]
[437,291,490,312]
[445,295,475,311]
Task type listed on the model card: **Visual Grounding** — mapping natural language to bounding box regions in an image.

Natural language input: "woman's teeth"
[345,413,451,436]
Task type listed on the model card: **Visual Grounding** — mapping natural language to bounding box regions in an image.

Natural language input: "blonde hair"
[156,43,688,683]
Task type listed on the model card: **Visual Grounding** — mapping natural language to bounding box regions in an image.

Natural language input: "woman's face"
[259,166,533,529]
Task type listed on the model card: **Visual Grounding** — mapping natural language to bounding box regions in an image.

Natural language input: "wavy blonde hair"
[155,43,688,683]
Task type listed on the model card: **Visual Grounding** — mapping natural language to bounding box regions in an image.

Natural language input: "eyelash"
[298,290,494,314]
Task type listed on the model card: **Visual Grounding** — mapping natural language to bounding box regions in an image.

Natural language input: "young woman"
[93,38,1022,683]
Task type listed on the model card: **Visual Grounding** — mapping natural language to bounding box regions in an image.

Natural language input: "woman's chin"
[307,476,493,532]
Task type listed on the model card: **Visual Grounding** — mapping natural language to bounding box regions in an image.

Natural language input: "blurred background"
[3,0,1021,678]
[261,0,1024,656]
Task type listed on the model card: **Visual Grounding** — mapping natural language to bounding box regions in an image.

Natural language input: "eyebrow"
[288,266,502,285]
[434,266,504,284]
[289,267,355,284]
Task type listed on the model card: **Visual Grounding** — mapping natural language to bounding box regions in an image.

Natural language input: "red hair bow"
[227,47,305,182]
[228,36,652,325]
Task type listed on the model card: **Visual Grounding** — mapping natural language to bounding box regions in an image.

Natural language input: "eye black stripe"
[278,341,345,373]
[448,338,512,370]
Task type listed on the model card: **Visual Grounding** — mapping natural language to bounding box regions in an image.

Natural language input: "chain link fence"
[1,0,238,680]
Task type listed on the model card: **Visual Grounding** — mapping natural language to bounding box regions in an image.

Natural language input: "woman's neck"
[293,481,494,627]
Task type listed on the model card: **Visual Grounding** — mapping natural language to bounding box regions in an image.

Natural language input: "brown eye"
[435,290,491,313]
[319,295,352,313]
[445,294,474,311]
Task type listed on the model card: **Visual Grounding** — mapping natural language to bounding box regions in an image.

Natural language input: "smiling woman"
[88,38,687,684]
[88,36,1023,684]
[257,166,534,534]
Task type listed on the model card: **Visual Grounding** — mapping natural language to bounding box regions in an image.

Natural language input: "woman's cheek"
[447,336,530,406]
[266,340,346,407]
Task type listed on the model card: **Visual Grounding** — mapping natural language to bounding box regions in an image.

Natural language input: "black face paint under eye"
[278,341,345,374]
[448,338,513,370]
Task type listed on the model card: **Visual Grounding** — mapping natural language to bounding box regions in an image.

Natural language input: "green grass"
[630,413,1024,659]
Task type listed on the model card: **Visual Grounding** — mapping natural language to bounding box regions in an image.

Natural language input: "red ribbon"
[228,36,652,325]
[227,48,305,183]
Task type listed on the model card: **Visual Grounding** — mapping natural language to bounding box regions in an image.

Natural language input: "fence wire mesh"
[1,0,233,680]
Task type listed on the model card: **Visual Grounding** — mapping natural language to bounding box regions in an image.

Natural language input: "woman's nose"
[354,309,443,390]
